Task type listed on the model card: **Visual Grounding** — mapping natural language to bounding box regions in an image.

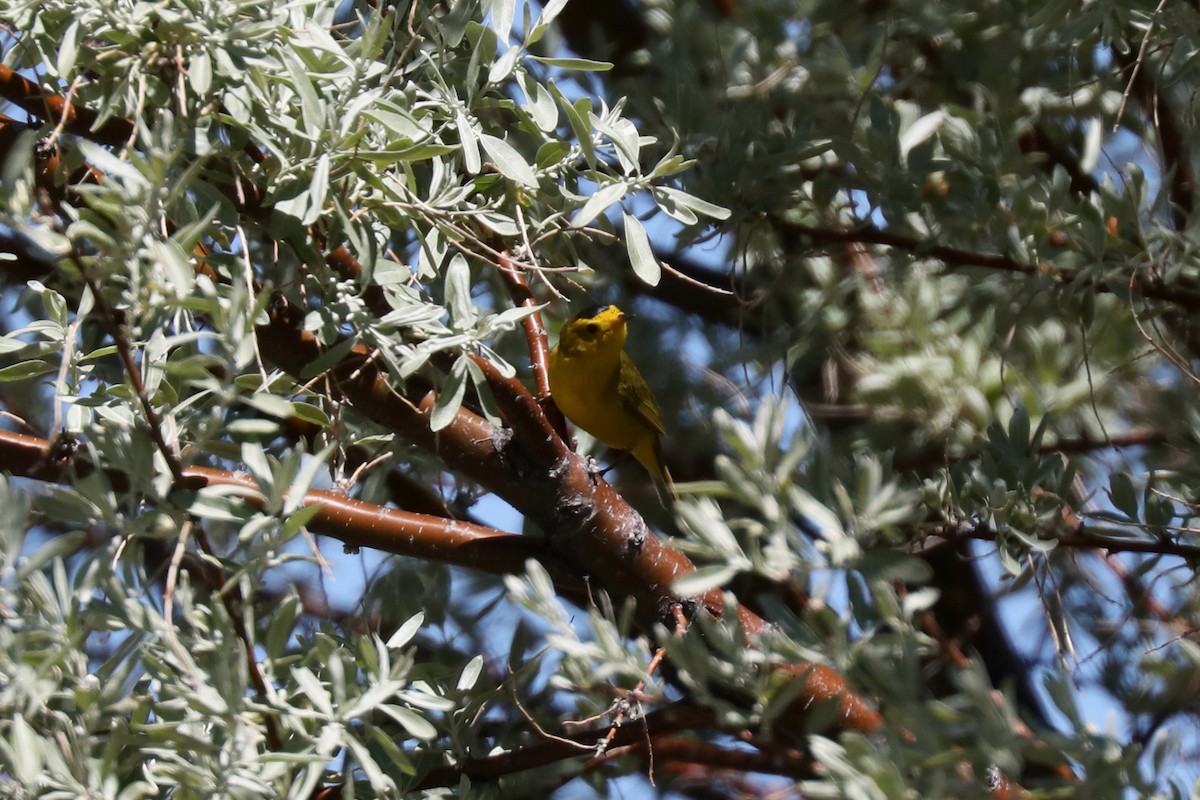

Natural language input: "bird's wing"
[618,351,666,435]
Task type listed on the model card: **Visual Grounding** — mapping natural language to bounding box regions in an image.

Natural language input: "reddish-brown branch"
[0,113,66,206]
[770,661,885,734]
[497,251,552,399]
[0,428,575,578]
[321,234,391,315]
[989,770,1034,800]
[0,64,134,146]
[467,352,566,466]
[255,301,736,623]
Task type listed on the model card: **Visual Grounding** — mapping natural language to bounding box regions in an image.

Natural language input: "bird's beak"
[618,312,634,324]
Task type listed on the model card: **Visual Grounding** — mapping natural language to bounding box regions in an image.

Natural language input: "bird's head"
[557,304,631,356]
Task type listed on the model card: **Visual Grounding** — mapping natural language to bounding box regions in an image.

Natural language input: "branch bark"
[0,64,134,146]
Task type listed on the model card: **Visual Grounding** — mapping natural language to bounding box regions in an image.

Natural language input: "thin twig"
[75,257,186,483]
[782,219,1200,310]
[509,669,596,752]
[162,518,198,681]
[1113,0,1169,132]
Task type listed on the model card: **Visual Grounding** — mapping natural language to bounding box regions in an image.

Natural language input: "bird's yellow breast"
[547,345,648,452]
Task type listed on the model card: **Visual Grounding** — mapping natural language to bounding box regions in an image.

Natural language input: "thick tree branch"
[0,428,577,579]
[254,301,726,622]
[0,64,134,146]
[496,251,553,400]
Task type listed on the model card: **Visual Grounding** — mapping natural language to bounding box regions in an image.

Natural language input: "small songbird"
[547,304,673,502]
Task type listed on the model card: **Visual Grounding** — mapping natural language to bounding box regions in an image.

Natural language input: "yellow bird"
[548,304,673,502]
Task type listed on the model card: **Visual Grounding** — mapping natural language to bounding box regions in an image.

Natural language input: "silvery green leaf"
[152,239,195,297]
[478,133,538,187]
[56,21,80,79]
[654,186,731,221]
[444,253,476,329]
[8,715,43,784]
[386,611,425,649]
[489,0,515,42]
[457,110,481,173]
[673,564,743,596]
[283,443,335,515]
[489,44,521,84]
[529,56,613,72]
[429,357,469,431]
[342,735,395,792]
[458,655,484,690]
[282,50,324,134]
[292,667,334,717]
[0,360,55,382]
[189,50,212,95]
[572,181,627,227]
[623,211,661,286]
[549,80,595,166]
[592,113,641,174]
[518,73,558,132]
[528,0,570,43]
[789,486,845,540]
[376,705,438,741]
[15,531,85,582]
[899,109,945,162]
[302,153,330,225]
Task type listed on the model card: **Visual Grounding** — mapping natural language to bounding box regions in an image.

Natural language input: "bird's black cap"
[574,303,615,320]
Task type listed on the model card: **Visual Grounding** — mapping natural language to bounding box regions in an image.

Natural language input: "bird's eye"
[585,323,600,335]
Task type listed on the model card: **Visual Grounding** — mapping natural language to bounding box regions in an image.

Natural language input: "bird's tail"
[638,438,677,508]
[652,463,677,507]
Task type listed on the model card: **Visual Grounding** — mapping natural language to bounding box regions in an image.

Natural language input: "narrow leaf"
[622,212,661,286]
[529,56,613,72]
[387,612,425,649]
[572,181,627,227]
[429,358,469,431]
[478,133,538,187]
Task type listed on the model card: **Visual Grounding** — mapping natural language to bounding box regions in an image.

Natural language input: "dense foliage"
[0,0,1198,796]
